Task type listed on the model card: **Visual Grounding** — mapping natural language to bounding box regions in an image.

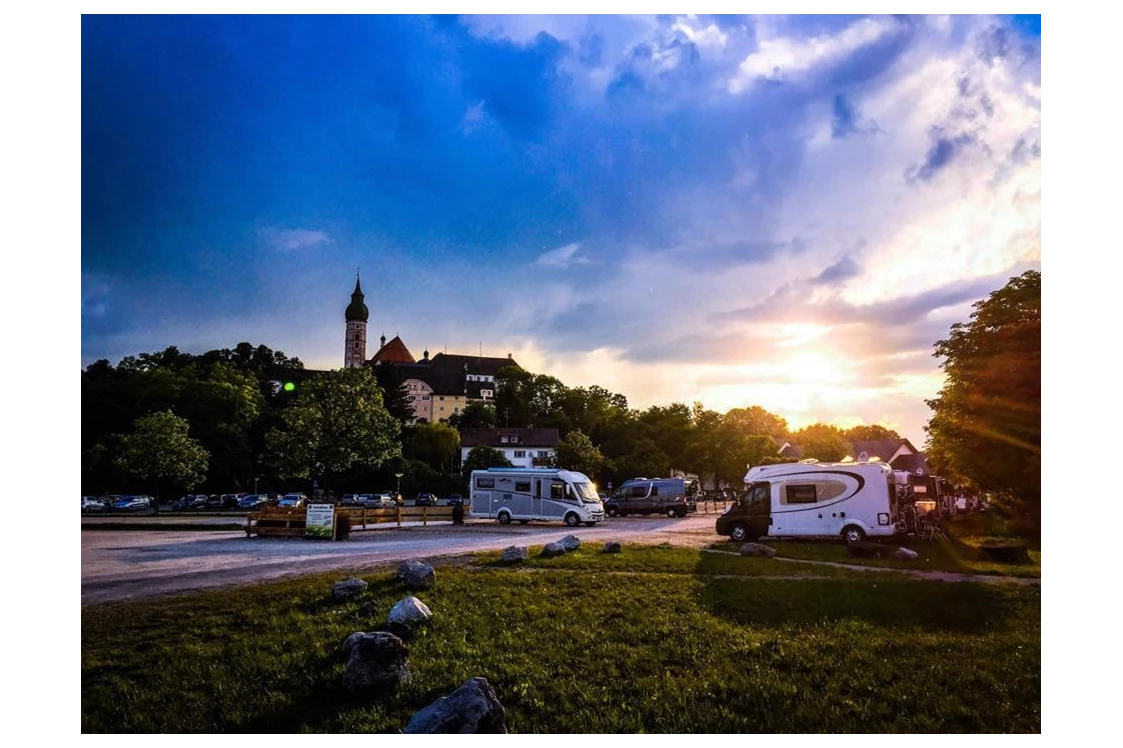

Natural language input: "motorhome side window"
[650,485,659,496]
[514,481,531,493]
[476,477,495,489]
[751,483,769,504]
[785,484,819,504]
[627,485,647,499]
[551,481,566,501]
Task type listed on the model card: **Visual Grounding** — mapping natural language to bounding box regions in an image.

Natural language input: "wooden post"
[361,506,366,530]
[397,505,402,528]
[423,505,428,527]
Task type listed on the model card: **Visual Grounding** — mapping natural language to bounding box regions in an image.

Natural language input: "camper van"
[469,468,605,527]
[716,461,902,543]
[604,477,701,517]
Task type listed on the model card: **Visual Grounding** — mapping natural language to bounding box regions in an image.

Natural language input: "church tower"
[344,275,369,368]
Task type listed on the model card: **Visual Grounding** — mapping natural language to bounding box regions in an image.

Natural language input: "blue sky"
[81,14,1041,443]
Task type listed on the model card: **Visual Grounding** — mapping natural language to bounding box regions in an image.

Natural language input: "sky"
[81,13,1041,445]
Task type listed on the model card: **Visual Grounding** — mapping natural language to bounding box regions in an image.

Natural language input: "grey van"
[604,478,700,518]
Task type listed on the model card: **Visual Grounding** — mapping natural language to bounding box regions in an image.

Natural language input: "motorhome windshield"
[571,482,601,504]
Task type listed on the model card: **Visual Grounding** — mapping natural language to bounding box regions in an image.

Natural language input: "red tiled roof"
[370,336,416,364]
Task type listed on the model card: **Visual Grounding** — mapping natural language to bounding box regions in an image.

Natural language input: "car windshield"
[571,482,601,503]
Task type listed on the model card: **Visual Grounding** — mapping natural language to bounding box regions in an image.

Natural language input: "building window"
[500,436,509,444]
[514,450,526,458]
[439,396,445,401]
[537,451,549,458]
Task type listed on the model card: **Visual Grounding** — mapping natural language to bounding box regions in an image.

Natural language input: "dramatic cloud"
[81,14,1041,443]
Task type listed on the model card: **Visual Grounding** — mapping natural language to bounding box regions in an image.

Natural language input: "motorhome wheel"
[564,513,580,527]
[666,507,677,518]
[729,523,747,542]
[842,525,866,543]
[497,512,511,525]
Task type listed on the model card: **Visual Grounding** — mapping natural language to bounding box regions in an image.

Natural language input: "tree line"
[82,271,1039,525]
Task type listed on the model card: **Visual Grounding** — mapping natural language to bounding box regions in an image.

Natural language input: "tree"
[610,438,670,486]
[722,406,790,442]
[407,422,461,473]
[265,368,401,491]
[925,270,1040,525]
[554,430,606,477]
[448,401,497,429]
[373,362,415,427]
[844,424,901,442]
[462,446,514,474]
[793,423,849,462]
[115,410,210,497]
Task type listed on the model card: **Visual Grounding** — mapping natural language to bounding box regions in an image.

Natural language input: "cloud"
[257,227,331,251]
[536,242,591,268]
[729,16,899,92]
[812,255,863,285]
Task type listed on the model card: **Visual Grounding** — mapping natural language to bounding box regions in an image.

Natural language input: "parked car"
[445,494,464,507]
[82,496,105,513]
[357,493,396,509]
[340,493,360,506]
[112,495,152,512]
[173,494,209,511]
[277,493,307,508]
[237,494,268,510]
[415,492,437,507]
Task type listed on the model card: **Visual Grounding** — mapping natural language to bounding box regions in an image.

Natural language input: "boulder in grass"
[387,596,432,636]
[539,542,566,558]
[895,547,920,561]
[342,631,412,692]
[333,577,368,602]
[559,535,581,552]
[397,559,435,590]
[739,542,776,558]
[603,541,622,554]
[404,677,508,734]
[500,546,529,564]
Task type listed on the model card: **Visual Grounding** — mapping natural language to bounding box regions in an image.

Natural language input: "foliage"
[265,368,401,488]
[844,424,901,442]
[792,422,849,462]
[82,548,1041,733]
[461,446,514,474]
[553,430,605,476]
[610,437,670,484]
[925,271,1041,525]
[406,422,461,473]
[447,401,497,429]
[114,410,210,495]
[372,362,414,427]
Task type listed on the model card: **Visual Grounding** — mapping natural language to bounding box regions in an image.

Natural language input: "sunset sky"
[81,14,1041,444]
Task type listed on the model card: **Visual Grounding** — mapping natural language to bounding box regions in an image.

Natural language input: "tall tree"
[722,406,790,441]
[407,422,461,473]
[793,423,849,462]
[554,430,606,478]
[373,362,414,427]
[115,410,210,498]
[448,401,497,429]
[462,446,514,473]
[265,368,401,491]
[925,270,1040,524]
[844,424,901,442]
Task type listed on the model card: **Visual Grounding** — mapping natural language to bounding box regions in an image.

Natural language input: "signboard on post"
[306,503,335,540]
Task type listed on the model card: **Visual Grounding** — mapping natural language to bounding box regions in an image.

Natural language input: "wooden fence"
[245,505,456,539]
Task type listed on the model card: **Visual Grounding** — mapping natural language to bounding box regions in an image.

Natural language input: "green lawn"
[82,544,1040,733]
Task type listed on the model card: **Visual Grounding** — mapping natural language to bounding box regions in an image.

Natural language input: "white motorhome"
[715,461,902,543]
[469,468,605,527]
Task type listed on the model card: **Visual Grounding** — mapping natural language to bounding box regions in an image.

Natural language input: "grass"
[82,543,1039,733]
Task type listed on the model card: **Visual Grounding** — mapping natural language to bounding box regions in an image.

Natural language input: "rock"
[739,542,776,558]
[559,535,581,551]
[895,547,920,561]
[387,596,432,634]
[404,677,508,734]
[397,559,435,590]
[539,542,566,558]
[500,546,529,564]
[333,577,368,602]
[341,631,412,692]
[603,541,622,554]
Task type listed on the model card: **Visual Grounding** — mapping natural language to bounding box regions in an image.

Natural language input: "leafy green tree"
[792,423,849,462]
[637,403,694,471]
[373,362,415,427]
[925,270,1040,526]
[554,430,606,477]
[715,432,779,486]
[462,446,514,474]
[265,368,401,491]
[610,438,670,486]
[722,406,790,441]
[844,424,901,442]
[407,422,461,473]
[448,401,497,429]
[115,410,210,497]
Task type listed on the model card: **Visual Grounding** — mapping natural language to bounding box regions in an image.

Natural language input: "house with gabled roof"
[460,427,559,469]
